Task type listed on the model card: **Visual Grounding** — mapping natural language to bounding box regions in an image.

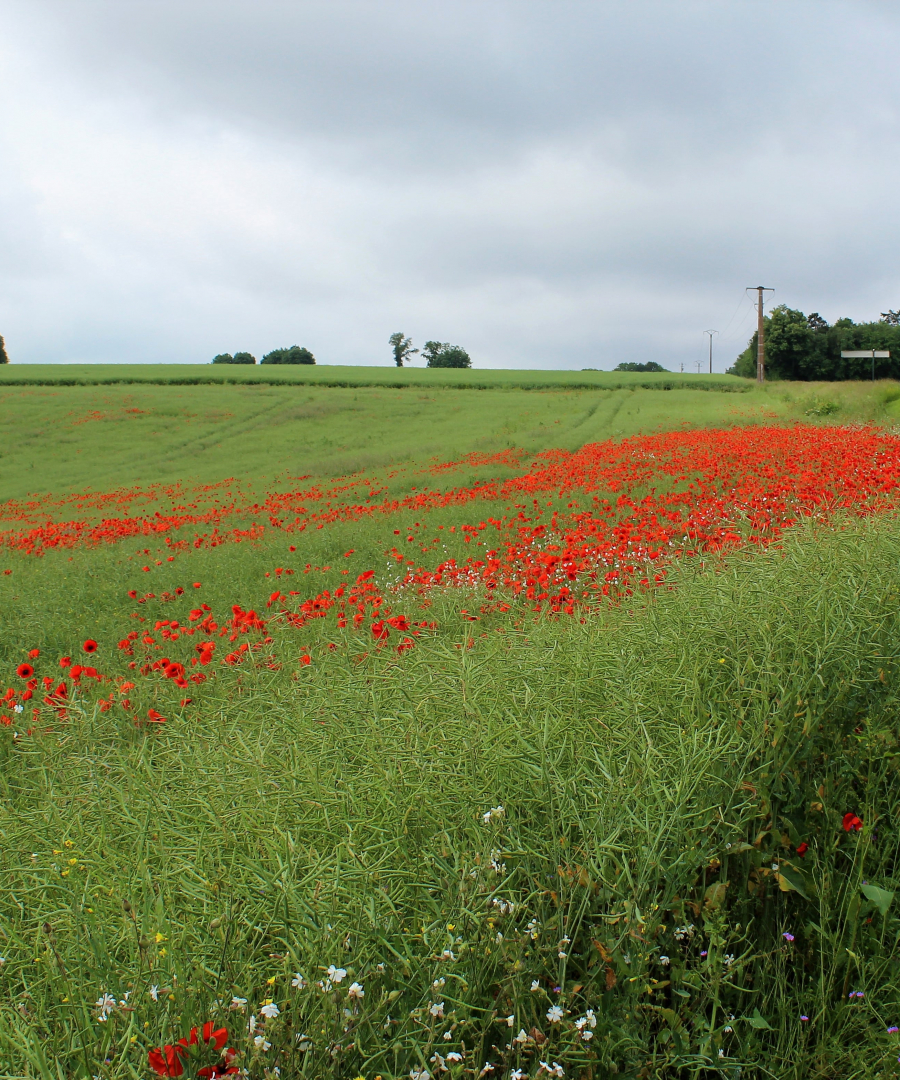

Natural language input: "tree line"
[729,307,900,380]
[389,333,471,367]
[211,336,474,367]
[212,346,315,365]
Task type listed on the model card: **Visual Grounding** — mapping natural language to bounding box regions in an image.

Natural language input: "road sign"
[841,349,890,379]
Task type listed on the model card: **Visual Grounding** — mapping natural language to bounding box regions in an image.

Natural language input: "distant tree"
[422,341,472,368]
[0,335,8,364]
[881,310,900,326]
[212,351,256,364]
[260,345,316,365]
[613,361,668,373]
[389,332,418,367]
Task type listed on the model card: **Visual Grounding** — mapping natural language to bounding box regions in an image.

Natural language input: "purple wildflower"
[783,933,795,942]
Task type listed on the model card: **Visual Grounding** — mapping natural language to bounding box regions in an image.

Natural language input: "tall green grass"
[2,516,900,1078]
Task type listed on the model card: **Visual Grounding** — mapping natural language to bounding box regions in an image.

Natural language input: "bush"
[260,345,316,365]
[0,335,8,364]
[422,341,472,368]
[211,352,256,365]
[614,361,668,372]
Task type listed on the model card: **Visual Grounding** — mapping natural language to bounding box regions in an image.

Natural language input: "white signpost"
[841,349,890,380]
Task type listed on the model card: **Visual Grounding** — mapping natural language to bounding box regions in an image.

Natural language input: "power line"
[718,290,754,342]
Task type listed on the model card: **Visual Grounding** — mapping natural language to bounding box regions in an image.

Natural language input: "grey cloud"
[1,0,899,369]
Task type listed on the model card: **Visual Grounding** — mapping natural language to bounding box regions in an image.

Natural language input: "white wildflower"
[659,955,670,966]
[410,1070,430,1080]
[326,965,347,983]
[539,1063,565,1078]
[231,996,248,1011]
[514,1029,529,1045]
[248,1015,257,1034]
[443,1030,452,1040]
[348,982,365,1000]
[254,1035,271,1051]
[511,1071,527,1080]
[440,949,456,961]
[295,1034,311,1051]
[95,993,116,1020]
[433,977,445,989]
[260,1002,280,1019]
[291,973,306,989]
[575,1009,597,1032]
[446,1052,463,1062]
[149,985,160,1002]
[505,1014,515,1027]
[546,1004,564,1023]
[430,1052,447,1071]
[481,805,505,824]
[478,1064,495,1077]
[530,980,541,992]
[430,1001,445,1018]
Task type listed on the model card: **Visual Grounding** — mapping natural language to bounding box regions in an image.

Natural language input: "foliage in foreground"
[1,516,900,1078]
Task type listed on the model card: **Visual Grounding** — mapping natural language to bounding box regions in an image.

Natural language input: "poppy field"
[3,382,900,1079]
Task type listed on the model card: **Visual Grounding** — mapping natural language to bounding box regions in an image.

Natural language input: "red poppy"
[147,708,167,723]
[16,663,33,680]
[148,1044,186,1077]
[796,842,809,857]
[149,1024,236,1080]
[82,639,98,654]
[59,656,71,668]
[843,813,863,832]
[28,649,39,659]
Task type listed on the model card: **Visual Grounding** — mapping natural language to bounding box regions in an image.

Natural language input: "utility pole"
[704,329,718,374]
[747,286,774,383]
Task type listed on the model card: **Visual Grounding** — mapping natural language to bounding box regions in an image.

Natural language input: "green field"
[1,373,898,500]
[2,377,900,1080]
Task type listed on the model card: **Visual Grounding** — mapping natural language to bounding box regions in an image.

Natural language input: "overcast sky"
[1,0,899,370]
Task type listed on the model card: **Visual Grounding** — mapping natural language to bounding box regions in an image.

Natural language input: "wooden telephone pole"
[748,286,774,383]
